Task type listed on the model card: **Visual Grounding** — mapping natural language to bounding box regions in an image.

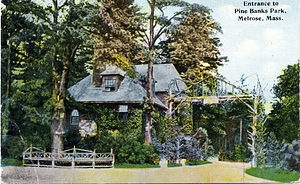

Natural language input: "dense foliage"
[169,12,223,84]
[266,63,299,143]
[1,0,52,159]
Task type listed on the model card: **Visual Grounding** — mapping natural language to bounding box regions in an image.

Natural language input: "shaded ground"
[1,161,275,183]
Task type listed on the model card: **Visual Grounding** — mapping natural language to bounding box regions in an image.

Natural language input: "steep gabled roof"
[134,64,186,93]
[67,75,167,109]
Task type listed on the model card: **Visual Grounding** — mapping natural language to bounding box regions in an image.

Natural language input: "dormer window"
[105,79,116,91]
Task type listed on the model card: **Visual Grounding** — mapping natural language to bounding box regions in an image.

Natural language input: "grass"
[167,163,182,167]
[185,160,212,166]
[114,163,160,168]
[1,158,23,167]
[245,167,300,183]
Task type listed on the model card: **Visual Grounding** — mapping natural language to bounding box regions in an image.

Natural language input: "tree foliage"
[1,0,53,159]
[169,12,223,84]
[92,0,145,66]
[267,63,300,143]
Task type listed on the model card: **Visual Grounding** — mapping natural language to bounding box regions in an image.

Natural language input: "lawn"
[245,167,300,183]
[185,160,212,166]
[114,163,160,168]
[1,158,23,167]
[167,163,182,167]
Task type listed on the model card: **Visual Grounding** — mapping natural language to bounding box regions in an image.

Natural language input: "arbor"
[266,63,299,143]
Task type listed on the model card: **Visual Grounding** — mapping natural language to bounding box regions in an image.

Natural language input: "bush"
[1,136,26,160]
[145,143,160,165]
[280,140,300,172]
[218,144,250,162]
[64,129,83,149]
[117,139,160,165]
[161,134,202,162]
[228,144,249,162]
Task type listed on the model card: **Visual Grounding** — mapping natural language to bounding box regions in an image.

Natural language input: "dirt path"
[1,161,275,183]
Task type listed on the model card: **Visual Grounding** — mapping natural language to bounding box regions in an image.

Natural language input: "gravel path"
[1,161,275,183]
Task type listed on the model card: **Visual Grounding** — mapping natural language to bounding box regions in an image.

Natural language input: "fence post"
[52,157,55,168]
[111,148,114,168]
[72,145,75,169]
[93,149,95,169]
[22,150,25,166]
[30,144,32,159]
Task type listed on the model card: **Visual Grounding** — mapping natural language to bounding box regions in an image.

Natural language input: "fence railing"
[22,145,114,168]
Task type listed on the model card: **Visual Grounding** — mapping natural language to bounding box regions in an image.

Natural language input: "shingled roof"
[67,75,167,109]
[134,64,186,93]
[68,64,186,109]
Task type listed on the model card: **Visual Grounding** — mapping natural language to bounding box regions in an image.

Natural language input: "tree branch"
[71,43,80,60]
[57,0,69,11]
[137,30,149,46]
[153,14,177,44]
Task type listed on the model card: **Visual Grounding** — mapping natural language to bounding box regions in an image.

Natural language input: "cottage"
[66,63,186,135]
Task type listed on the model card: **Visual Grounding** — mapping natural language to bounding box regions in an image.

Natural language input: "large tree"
[1,0,53,158]
[140,0,224,143]
[47,0,94,154]
[91,0,145,86]
[266,63,300,143]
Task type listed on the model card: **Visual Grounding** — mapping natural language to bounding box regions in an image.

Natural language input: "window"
[105,79,116,91]
[71,109,79,124]
[119,105,128,120]
[118,105,128,113]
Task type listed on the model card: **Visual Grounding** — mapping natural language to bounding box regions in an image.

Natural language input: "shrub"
[218,144,250,162]
[145,143,160,165]
[161,134,202,162]
[64,129,83,149]
[280,140,300,172]
[228,144,248,162]
[1,135,26,160]
[117,139,160,165]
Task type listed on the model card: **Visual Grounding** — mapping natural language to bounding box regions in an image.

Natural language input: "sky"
[135,0,299,112]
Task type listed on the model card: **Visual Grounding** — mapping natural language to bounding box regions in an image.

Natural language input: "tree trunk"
[7,41,12,98]
[50,0,79,155]
[144,0,156,143]
[240,118,242,144]
[51,57,72,154]
[145,61,153,143]
[251,95,258,167]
